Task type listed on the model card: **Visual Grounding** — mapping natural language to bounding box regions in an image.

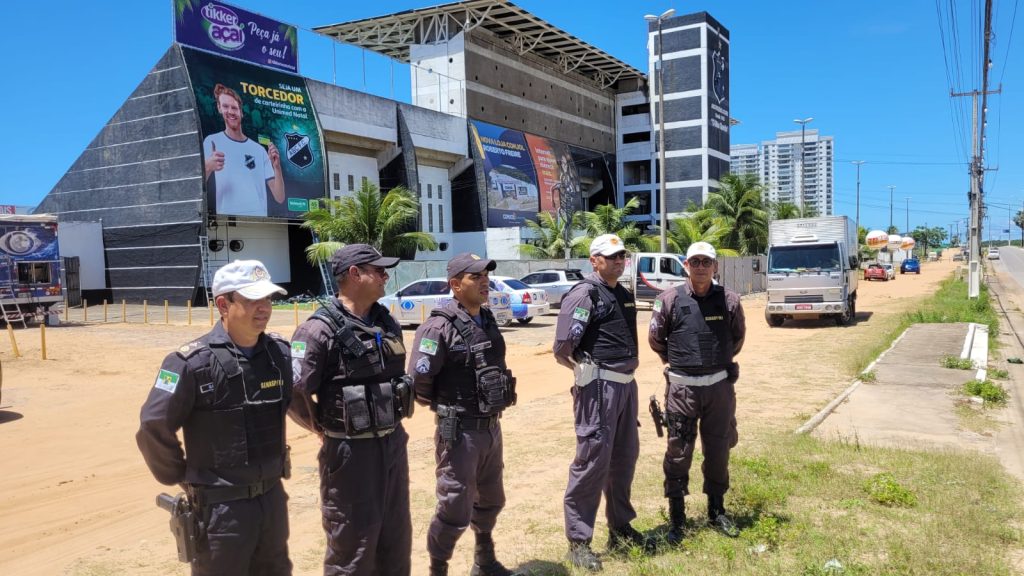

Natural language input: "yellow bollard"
[420,304,425,323]
[7,323,20,358]
[40,323,46,360]
[209,304,214,326]
[64,299,69,322]
[187,300,192,326]
[164,300,169,324]
[122,300,127,323]
[103,299,108,323]
[294,302,298,326]
[83,299,88,323]
[143,300,148,324]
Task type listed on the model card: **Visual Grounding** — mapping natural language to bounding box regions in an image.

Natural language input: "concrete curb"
[963,322,989,380]
[794,325,915,435]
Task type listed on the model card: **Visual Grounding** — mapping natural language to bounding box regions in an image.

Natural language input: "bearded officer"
[289,244,413,576]
[553,234,651,572]
[648,242,746,543]
[408,253,520,576]
[137,260,293,575]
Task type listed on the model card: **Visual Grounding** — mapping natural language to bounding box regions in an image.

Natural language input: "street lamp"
[905,197,911,235]
[888,185,896,231]
[851,160,865,236]
[793,117,813,213]
[646,7,675,252]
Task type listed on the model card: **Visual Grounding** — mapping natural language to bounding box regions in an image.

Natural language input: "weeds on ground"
[963,379,1009,406]
[613,429,1022,575]
[858,370,877,383]
[989,367,1010,380]
[941,355,975,370]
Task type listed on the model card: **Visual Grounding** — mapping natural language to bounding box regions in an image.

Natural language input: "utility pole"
[888,185,895,231]
[645,8,675,253]
[905,197,910,235]
[794,117,814,213]
[852,161,865,238]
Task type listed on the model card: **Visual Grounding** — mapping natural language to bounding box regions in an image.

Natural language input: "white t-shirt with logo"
[203,132,275,217]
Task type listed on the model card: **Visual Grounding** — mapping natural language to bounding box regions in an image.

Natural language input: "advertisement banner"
[174,0,299,73]
[0,222,59,261]
[183,47,326,219]
[470,119,583,228]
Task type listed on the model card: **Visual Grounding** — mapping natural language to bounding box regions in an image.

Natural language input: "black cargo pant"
[320,424,411,576]
[427,422,506,561]
[193,481,291,576]
[563,377,639,542]
[663,376,739,498]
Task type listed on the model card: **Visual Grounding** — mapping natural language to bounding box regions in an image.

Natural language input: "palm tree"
[301,181,436,264]
[574,196,659,255]
[697,173,768,255]
[665,215,739,257]
[518,212,575,259]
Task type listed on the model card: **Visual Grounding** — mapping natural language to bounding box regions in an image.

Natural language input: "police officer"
[648,242,746,543]
[553,234,650,572]
[137,260,293,575]
[289,244,413,576]
[408,253,520,576]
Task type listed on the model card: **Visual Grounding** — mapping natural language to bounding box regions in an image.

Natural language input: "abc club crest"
[285,132,313,168]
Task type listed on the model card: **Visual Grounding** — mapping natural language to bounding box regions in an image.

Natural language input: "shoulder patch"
[290,341,307,359]
[418,337,438,356]
[155,369,180,393]
[572,307,590,322]
[653,299,663,312]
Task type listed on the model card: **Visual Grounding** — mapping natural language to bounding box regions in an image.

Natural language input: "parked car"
[952,251,966,262]
[520,269,585,307]
[864,263,888,281]
[988,247,1000,260]
[490,276,550,324]
[380,277,513,327]
[882,263,896,280]
[900,257,921,274]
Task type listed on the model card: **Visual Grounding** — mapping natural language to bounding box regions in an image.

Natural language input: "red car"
[864,263,888,281]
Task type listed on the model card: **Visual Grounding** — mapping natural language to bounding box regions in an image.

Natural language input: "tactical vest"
[430,307,514,415]
[182,336,289,473]
[312,300,412,435]
[575,279,638,364]
[666,285,734,374]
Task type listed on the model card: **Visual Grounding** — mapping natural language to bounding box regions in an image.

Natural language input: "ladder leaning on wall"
[198,235,214,306]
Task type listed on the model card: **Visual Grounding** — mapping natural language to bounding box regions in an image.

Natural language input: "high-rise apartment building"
[730,129,834,215]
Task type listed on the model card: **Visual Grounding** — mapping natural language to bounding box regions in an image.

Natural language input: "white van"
[619,252,689,303]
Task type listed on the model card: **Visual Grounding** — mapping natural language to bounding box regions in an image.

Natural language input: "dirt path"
[0,257,958,575]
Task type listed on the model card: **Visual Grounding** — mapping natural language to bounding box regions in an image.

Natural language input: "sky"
[2,0,1020,243]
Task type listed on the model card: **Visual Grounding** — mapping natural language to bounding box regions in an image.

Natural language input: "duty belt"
[323,427,396,440]
[666,369,729,387]
[574,362,634,385]
[189,478,280,507]
[442,414,500,431]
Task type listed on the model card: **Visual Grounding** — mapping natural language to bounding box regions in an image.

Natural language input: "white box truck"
[764,216,858,327]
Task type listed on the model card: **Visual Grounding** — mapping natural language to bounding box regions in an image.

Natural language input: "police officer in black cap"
[137,259,293,575]
[408,253,520,576]
[289,244,413,576]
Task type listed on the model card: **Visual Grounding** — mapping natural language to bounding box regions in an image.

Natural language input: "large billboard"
[174,0,299,74]
[469,120,583,228]
[183,47,326,219]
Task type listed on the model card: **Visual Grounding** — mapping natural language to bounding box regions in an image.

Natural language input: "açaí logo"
[202,3,245,51]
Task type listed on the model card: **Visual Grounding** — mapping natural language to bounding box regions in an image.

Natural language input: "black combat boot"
[429,557,449,576]
[469,532,520,576]
[608,523,655,554]
[666,497,686,545]
[707,494,739,538]
[567,539,603,572]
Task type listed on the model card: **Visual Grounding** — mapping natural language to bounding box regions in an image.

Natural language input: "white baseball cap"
[686,242,717,260]
[590,234,627,256]
[212,260,287,299]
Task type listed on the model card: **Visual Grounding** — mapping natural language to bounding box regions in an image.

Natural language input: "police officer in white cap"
[648,242,746,543]
[553,234,652,571]
[137,260,293,575]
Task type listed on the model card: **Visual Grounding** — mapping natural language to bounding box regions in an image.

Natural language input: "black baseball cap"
[330,244,400,276]
[446,252,497,279]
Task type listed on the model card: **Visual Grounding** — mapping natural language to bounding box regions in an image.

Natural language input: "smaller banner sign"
[175,0,298,74]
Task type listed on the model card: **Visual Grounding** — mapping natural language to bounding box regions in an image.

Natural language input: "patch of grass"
[863,472,918,507]
[905,279,1000,344]
[955,402,1003,435]
[941,355,975,370]
[963,379,1009,406]
[989,367,1010,380]
[858,370,877,383]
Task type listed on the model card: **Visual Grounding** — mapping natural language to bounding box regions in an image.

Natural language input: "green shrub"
[963,379,1009,405]
[941,355,975,370]
[989,368,1010,380]
[864,472,917,507]
[859,370,877,383]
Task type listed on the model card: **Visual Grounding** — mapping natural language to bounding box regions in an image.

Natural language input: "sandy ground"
[0,256,960,575]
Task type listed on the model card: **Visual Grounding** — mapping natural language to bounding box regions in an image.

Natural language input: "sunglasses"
[601,252,628,261]
[687,258,715,268]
